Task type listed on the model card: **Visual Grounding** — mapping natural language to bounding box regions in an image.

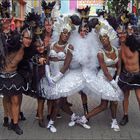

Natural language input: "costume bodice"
[49,50,66,60]
[49,42,70,60]
[99,47,119,67]
[49,42,72,76]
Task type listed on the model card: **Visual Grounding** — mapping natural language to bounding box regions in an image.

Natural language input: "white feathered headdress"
[99,25,117,41]
[99,26,109,36]
[53,16,72,35]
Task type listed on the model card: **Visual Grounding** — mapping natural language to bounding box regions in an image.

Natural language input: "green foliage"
[107,0,130,17]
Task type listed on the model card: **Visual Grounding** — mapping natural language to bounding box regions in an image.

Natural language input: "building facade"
[61,0,104,15]
[30,0,104,16]
[0,0,33,19]
[30,0,140,16]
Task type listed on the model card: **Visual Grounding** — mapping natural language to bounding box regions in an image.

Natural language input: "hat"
[53,16,72,35]
[77,6,90,20]
[25,12,41,28]
[41,0,56,18]
[24,12,43,39]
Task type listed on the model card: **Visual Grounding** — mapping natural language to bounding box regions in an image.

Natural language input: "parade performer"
[41,0,65,121]
[31,37,47,128]
[0,0,26,128]
[40,16,80,133]
[0,29,32,135]
[74,6,99,116]
[76,28,123,132]
[117,25,140,126]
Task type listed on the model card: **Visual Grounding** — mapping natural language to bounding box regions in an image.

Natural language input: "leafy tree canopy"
[107,0,130,17]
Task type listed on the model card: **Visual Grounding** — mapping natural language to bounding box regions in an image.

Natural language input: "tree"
[107,0,130,17]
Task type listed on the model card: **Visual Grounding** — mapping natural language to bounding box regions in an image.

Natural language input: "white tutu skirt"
[83,67,124,101]
[40,68,85,100]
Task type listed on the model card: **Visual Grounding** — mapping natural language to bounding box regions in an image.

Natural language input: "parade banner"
[60,0,104,16]
[77,0,104,16]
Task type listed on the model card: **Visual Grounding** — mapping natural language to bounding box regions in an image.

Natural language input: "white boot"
[47,120,57,133]
[68,113,79,127]
[111,119,120,132]
[76,116,91,129]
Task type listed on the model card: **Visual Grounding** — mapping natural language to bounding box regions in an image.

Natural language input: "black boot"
[12,124,23,135]
[3,117,9,127]
[8,119,14,130]
[39,119,46,128]
[120,115,129,126]
[19,112,26,121]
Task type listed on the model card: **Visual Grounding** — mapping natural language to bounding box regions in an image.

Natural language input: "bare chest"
[122,46,138,59]
[6,49,24,67]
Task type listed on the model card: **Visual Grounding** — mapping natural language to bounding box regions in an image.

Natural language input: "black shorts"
[118,70,140,91]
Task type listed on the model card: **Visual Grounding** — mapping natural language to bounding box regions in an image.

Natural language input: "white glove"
[52,71,63,83]
[115,75,119,83]
[48,77,56,86]
[110,79,118,89]
[45,64,55,86]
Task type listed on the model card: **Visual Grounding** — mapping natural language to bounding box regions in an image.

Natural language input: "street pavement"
[0,91,140,140]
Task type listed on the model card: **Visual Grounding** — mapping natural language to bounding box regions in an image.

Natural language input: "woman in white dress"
[69,23,101,116]
[40,17,80,133]
[76,28,124,132]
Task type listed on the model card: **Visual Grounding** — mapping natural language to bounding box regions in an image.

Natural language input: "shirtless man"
[0,19,12,127]
[0,29,32,135]
[117,26,140,125]
[1,18,26,128]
